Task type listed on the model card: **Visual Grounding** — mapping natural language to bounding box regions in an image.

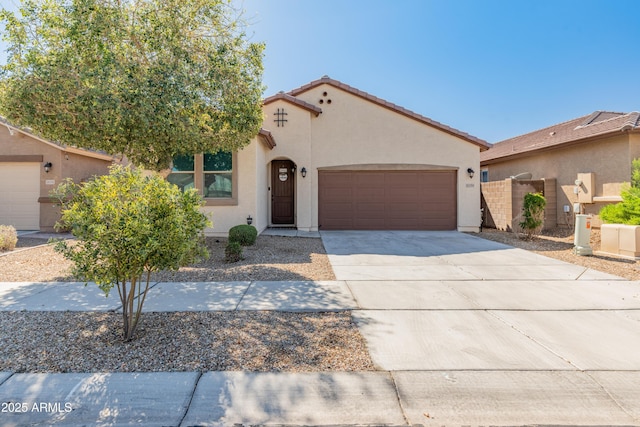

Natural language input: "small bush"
[518,192,546,240]
[228,224,257,246]
[225,241,243,263]
[0,225,18,251]
[600,159,640,225]
[599,186,640,225]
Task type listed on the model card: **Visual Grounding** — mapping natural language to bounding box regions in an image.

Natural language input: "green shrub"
[225,241,243,263]
[600,186,640,225]
[0,225,18,251]
[518,192,546,239]
[228,224,257,246]
[52,165,210,341]
[600,158,640,225]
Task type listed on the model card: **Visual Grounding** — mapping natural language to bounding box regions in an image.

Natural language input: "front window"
[167,151,236,204]
[481,169,489,183]
[167,154,195,192]
[204,152,232,198]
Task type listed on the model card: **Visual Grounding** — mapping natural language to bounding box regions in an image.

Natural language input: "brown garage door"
[318,170,457,230]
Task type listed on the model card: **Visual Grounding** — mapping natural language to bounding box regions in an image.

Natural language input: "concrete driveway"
[321,230,640,425]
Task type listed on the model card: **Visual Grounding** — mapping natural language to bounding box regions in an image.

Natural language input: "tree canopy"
[0,0,264,170]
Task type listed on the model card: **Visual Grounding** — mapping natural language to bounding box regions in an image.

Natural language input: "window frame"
[199,152,237,206]
[168,152,238,206]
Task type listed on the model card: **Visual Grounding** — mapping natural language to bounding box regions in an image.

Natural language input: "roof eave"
[263,92,322,116]
[481,128,637,166]
[1,121,117,161]
[258,128,276,149]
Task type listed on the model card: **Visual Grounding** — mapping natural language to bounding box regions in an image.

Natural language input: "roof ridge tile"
[575,111,628,129]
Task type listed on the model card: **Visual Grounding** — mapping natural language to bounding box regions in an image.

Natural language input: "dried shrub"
[0,225,18,251]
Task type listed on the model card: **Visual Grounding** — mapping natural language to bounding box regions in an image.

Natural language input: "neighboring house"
[480,111,640,227]
[171,76,490,236]
[0,118,115,231]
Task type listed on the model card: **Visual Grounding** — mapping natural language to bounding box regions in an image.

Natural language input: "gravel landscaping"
[475,227,640,281]
[2,228,637,374]
[0,235,365,373]
[3,228,635,282]
[0,311,374,373]
[0,235,335,282]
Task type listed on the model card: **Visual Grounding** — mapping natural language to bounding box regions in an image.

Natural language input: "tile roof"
[284,76,490,150]
[0,116,116,161]
[258,128,276,149]
[263,91,322,116]
[481,111,640,164]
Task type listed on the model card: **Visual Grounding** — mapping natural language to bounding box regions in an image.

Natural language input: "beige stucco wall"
[201,142,260,236]
[207,83,484,235]
[40,152,113,231]
[0,126,113,231]
[296,83,482,232]
[262,99,314,231]
[483,134,632,227]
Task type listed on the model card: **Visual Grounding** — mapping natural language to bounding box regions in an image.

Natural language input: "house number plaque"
[279,168,288,182]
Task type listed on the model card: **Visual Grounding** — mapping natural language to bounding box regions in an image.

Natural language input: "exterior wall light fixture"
[247,215,253,225]
[301,167,307,178]
[44,162,52,173]
[467,168,475,179]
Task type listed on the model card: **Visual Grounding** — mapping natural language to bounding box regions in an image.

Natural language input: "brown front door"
[271,160,295,224]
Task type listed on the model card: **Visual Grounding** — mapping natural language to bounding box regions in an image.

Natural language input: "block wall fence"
[481,178,556,231]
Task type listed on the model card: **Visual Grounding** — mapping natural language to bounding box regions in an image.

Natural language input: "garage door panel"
[355,210,385,218]
[0,163,40,230]
[355,188,385,200]
[390,191,421,201]
[355,173,384,186]
[322,203,353,215]
[319,170,457,230]
[389,204,422,218]
[386,172,420,186]
[325,189,354,202]
[355,218,386,229]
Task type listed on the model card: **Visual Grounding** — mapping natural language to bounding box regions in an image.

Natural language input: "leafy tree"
[518,192,546,239]
[53,165,210,341]
[0,0,264,170]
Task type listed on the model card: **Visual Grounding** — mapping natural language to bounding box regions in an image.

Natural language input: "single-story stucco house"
[174,76,490,236]
[1,76,489,234]
[0,117,115,231]
[480,111,640,227]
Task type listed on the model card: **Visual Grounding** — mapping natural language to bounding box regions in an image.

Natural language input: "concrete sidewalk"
[2,370,639,426]
[1,230,640,425]
[2,278,640,425]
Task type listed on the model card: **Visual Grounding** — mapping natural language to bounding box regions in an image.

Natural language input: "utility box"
[574,214,593,256]
[577,172,595,204]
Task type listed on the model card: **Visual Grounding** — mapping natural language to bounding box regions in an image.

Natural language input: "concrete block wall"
[482,178,554,231]
[543,178,557,230]
[481,180,510,230]
[510,180,544,230]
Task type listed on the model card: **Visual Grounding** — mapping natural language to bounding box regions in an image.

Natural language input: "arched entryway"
[271,159,296,225]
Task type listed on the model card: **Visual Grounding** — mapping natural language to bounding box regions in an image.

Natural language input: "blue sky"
[2,0,639,143]
[238,0,639,142]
